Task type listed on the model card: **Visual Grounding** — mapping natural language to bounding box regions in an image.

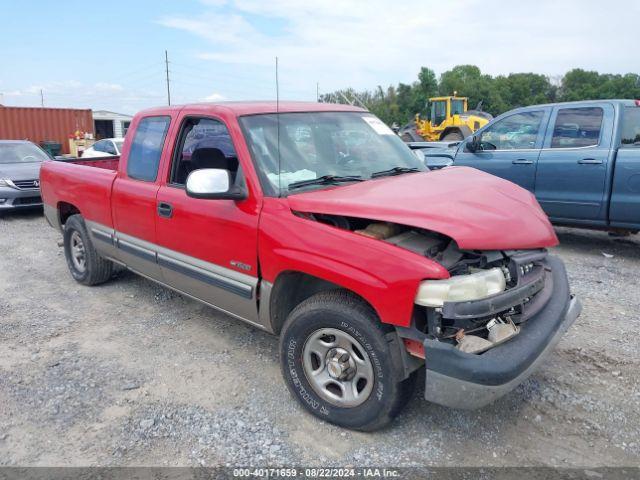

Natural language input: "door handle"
[512,159,534,165]
[157,202,173,218]
[578,158,603,165]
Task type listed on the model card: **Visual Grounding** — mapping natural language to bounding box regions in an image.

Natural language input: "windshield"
[0,143,50,164]
[451,99,465,115]
[114,140,124,152]
[239,112,425,195]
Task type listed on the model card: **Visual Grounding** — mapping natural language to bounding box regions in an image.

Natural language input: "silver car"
[0,140,50,212]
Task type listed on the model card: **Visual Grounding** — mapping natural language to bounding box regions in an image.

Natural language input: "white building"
[92,110,133,139]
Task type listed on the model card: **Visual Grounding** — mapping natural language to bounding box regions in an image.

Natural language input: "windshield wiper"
[287,175,363,190]
[370,166,420,178]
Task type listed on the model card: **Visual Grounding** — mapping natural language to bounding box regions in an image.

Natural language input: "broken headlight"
[415,267,507,307]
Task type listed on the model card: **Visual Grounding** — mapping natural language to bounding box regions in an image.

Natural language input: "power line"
[107,60,165,84]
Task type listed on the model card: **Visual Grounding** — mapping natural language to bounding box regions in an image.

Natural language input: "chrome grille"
[12,179,40,190]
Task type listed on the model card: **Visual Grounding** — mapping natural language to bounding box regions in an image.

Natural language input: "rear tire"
[63,214,113,286]
[279,290,417,431]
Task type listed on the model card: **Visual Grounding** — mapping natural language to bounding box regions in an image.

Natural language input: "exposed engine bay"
[301,213,551,355]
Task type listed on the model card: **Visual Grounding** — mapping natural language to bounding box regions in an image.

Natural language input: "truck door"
[535,104,614,221]
[111,115,172,280]
[454,109,549,192]
[610,105,640,226]
[155,115,261,324]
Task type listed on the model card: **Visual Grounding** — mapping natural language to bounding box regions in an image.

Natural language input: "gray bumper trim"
[424,295,581,409]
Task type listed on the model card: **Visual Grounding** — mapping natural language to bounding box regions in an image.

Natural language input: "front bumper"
[0,186,42,210]
[423,255,582,409]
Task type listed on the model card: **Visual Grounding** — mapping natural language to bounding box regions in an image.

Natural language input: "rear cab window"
[126,116,171,181]
[620,107,640,147]
[550,107,603,148]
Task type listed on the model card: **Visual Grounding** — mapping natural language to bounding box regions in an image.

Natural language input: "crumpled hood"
[287,167,558,250]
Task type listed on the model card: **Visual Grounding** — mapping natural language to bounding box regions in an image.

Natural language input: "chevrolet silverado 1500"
[40,102,581,430]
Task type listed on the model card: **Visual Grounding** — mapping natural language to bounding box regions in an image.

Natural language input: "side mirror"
[467,135,480,153]
[185,168,246,200]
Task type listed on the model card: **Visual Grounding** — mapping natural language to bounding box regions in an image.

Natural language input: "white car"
[81,138,124,158]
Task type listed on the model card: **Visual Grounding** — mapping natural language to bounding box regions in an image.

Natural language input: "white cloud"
[158,0,640,97]
[1,80,163,113]
[94,82,125,92]
[203,92,225,101]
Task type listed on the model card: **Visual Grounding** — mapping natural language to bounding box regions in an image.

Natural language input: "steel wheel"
[302,327,375,408]
[70,230,86,273]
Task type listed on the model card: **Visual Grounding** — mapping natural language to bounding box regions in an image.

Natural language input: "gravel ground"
[0,210,638,467]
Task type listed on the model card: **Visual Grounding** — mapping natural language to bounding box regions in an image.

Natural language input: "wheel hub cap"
[326,348,355,381]
[70,231,86,273]
[302,328,375,408]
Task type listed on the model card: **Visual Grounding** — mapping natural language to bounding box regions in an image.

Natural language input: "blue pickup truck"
[428,100,640,233]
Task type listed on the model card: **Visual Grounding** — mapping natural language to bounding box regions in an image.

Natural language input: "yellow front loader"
[400,95,492,142]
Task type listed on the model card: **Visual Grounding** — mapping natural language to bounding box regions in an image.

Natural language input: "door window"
[431,101,447,125]
[479,111,544,150]
[550,107,603,148]
[126,116,171,182]
[170,117,241,186]
[621,107,640,147]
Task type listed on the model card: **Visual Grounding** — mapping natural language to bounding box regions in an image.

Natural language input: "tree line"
[319,65,640,126]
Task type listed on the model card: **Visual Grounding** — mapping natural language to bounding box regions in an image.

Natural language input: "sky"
[0,0,638,115]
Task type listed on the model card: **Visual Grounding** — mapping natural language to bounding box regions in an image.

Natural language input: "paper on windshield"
[362,116,394,135]
[267,169,317,188]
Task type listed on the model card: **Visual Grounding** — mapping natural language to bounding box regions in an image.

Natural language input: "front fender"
[258,199,449,327]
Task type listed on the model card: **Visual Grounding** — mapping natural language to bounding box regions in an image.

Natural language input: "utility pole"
[40,89,44,107]
[316,82,319,102]
[165,50,171,106]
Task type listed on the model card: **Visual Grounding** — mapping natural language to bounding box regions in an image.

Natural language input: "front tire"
[279,290,416,431]
[63,214,113,286]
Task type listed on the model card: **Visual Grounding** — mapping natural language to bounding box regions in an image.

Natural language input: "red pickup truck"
[40,102,581,430]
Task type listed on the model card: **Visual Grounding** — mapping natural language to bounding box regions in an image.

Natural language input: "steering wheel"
[22,155,38,162]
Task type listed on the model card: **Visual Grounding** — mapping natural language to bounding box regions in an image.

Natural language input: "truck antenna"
[165,50,171,106]
[276,56,281,196]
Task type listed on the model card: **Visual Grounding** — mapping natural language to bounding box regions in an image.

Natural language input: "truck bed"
[54,155,120,170]
[40,156,120,229]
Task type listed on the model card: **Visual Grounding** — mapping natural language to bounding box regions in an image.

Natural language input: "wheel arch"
[267,270,379,336]
[57,201,81,226]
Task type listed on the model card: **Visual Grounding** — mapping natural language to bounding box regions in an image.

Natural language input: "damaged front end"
[397,237,581,410]
[305,212,554,355]
[413,248,552,355]
[299,212,581,410]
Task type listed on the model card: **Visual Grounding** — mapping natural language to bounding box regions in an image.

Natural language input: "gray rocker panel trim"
[84,220,265,327]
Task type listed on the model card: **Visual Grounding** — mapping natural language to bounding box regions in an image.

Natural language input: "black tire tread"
[280,289,417,431]
[64,214,113,286]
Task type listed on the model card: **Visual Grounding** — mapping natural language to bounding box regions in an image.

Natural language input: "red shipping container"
[0,106,94,154]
